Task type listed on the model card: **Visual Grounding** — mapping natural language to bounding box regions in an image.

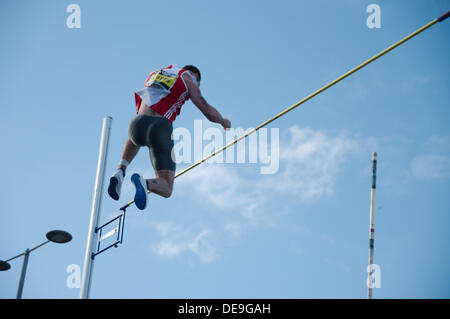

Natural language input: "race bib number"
[146,69,178,90]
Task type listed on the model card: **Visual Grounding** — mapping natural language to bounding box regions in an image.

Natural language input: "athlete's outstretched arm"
[183,73,231,130]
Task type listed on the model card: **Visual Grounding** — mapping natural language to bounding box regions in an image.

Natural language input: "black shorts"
[128,114,176,171]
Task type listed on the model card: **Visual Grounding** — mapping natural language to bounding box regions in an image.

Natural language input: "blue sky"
[0,0,449,299]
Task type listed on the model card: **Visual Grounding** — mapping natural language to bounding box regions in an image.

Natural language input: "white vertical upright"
[80,116,112,299]
[367,152,377,299]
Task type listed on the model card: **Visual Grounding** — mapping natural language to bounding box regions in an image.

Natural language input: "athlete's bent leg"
[130,169,173,210]
[146,170,175,198]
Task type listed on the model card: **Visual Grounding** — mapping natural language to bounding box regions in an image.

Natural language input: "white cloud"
[150,222,218,263]
[268,125,358,199]
[177,164,249,211]
[179,125,358,205]
[187,230,217,263]
[154,241,185,256]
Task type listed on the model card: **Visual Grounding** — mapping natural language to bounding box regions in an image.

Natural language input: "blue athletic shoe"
[131,173,147,210]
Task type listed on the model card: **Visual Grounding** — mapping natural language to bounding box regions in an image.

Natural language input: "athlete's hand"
[221,118,231,130]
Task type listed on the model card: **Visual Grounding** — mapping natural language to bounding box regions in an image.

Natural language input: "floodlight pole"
[7,242,51,299]
[80,117,112,299]
[2,234,70,299]
[16,249,30,299]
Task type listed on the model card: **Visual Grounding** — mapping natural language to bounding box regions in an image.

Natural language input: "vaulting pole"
[120,11,449,211]
[80,116,112,299]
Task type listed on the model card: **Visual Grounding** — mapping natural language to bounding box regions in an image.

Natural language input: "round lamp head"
[46,230,72,244]
[0,260,11,271]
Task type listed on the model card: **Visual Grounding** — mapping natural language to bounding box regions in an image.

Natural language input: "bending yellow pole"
[120,12,449,210]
